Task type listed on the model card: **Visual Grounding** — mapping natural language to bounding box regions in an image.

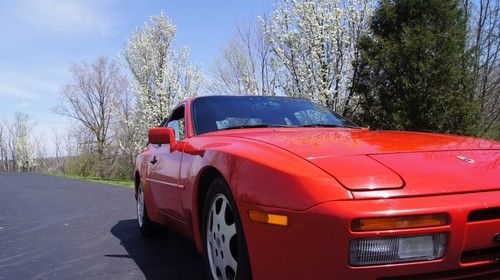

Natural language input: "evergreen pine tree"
[353,0,478,134]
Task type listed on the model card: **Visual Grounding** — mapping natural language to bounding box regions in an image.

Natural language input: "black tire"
[137,182,154,236]
[202,177,252,280]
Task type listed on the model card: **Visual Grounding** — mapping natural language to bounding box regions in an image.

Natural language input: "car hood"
[215,128,500,196]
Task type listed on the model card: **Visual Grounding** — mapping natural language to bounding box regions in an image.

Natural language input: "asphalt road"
[0,172,206,280]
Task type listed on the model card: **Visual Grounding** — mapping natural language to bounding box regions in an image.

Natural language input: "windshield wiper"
[298,124,343,128]
[220,124,293,131]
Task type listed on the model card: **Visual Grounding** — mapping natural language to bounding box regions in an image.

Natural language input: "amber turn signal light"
[248,210,289,226]
[351,213,448,231]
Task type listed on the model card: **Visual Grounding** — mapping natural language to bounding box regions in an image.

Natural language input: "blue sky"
[0,0,271,152]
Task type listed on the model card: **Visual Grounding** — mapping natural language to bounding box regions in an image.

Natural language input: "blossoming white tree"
[263,0,373,114]
[11,113,34,171]
[122,13,203,155]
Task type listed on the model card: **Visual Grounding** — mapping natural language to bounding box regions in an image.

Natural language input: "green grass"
[53,174,134,188]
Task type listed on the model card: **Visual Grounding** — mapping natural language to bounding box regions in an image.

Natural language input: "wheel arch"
[193,165,226,252]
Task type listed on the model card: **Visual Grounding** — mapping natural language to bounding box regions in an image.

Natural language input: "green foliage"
[484,120,500,141]
[352,0,479,135]
[65,154,99,177]
[64,153,134,180]
[108,155,136,180]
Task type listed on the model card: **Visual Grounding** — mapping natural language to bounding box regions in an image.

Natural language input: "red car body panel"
[135,97,500,279]
[240,190,500,279]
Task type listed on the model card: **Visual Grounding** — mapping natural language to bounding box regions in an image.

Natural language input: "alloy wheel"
[137,185,144,227]
[206,194,238,280]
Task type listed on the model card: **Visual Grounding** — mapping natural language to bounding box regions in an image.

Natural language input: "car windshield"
[192,96,357,135]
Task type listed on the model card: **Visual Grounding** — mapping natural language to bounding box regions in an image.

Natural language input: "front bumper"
[237,190,500,280]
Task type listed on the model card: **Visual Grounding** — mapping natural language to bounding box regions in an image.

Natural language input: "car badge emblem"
[456,155,475,164]
[494,233,500,243]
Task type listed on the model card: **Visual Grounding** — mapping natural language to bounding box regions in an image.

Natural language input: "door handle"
[150,156,158,165]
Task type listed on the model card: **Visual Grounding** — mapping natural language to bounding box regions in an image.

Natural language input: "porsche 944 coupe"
[134,95,500,280]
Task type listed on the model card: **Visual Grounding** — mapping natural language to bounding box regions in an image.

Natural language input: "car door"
[148,106,186,222]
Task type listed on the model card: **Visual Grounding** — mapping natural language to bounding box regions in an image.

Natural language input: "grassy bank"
[53,173,134,188]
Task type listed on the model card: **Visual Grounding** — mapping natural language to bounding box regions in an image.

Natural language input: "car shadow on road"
[110,219,207,280]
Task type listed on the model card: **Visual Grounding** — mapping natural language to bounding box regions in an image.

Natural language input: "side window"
[165,106,186,141]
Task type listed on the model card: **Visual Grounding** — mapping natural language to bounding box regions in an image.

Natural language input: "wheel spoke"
[222,238,237,273]
[219,198,227,218]
[213,204,225,232]
[227,256,238,277]
[223,223,236,237]
[221,268,228,280]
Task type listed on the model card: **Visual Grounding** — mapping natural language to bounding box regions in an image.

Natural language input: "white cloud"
[0,84,40,100]
[16,0,115,36]
[0,68,59,100]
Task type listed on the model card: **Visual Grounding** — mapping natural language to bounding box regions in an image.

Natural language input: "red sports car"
[134,96,500,280]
